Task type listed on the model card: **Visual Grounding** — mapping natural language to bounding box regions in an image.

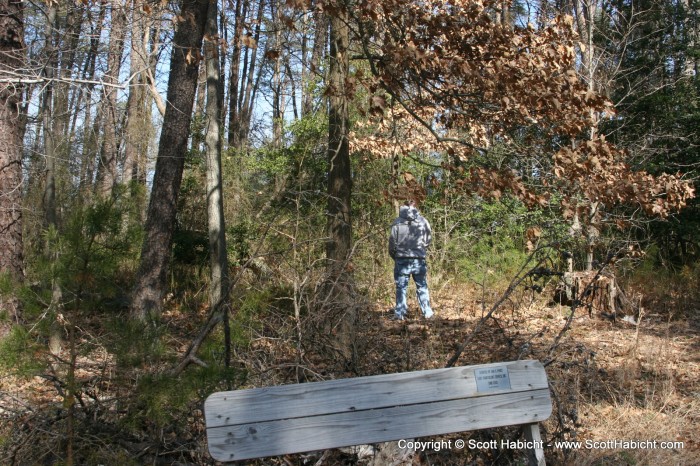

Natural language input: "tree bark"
[573,0,602,271]
[42,3,58,229]
[204,0,231,365]
[123,0,151,191]
[324,5,356,362]
[226,0,245,147]
[236,0,264,149]
[75,4,104,194]
[55,3,84,144]
[271,0,284,148]
[326,7,352,282]
[130,0,210,321]
[302,5,326,116]
[0,0,25,330]
[95,0,127,197]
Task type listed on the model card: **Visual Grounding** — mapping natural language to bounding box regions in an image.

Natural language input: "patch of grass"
[0,272,13,295]
[625,257,700,320]
[123,364,241,435]
[105,318,170,368]
[548,301,700,466]
[569,402,698,466]
[0,325,44,375]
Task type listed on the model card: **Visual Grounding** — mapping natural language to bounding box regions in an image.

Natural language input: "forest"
[0,0,698,464]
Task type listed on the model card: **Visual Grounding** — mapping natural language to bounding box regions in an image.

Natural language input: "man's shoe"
[389,314,406,321]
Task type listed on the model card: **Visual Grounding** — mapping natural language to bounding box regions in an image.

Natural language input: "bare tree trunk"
[130,0,210,321]
[40,2,85,382]
[55,3,84,145]
[95,0,126,197]
[195,55,207,119]
[123,0,151,191]
[226,0,246,147]
[42,3,58,229]
[285,55,298,120]
[271,0,284,148]
[326,7,352,280]
[270,0,288,196]
[146,19,167,117]
[573,0,602,271]
[302,5,327,116]
[237,0,264,148]
[0,0,25,332]
[75,5,104,193]
[204,0,231,366]
[80,106,102,193]
[325,5,356,361]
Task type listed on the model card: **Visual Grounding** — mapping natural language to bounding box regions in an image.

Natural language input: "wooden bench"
[204,360,552,464]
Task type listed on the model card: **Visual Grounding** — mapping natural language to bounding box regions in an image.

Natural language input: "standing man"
[388,200,434,320]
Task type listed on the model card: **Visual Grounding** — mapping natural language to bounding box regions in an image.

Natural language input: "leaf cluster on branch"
[555,137,695,217]
[353,1,609,138]
[312,0,696,217]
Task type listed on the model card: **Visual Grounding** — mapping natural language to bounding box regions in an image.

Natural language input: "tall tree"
[324,0,357,361]
[76,4,105,193]
[236,0,265,149]
[41,1,58,229]
[226,0,247,147]
[302,4,327,116]
[0,0,25,330]
[130,0,211,321]
[572,0,604,270]
[123,0,153,195]
[95,0,127,196]
[203,0,231,363]
[326,1,352,283]
[54,3,84,145]
[271,0,285,148]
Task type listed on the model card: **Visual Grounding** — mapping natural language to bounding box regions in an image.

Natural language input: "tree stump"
[556,270,637,319]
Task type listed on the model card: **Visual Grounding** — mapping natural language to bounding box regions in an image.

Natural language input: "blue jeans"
[394,258,433,318]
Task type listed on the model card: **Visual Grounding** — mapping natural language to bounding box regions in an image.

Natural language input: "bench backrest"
[204,360,551,462]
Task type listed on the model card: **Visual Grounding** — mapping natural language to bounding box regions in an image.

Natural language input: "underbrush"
[2,231,699,465]
[551,314,699,465]
[624,260,700,321]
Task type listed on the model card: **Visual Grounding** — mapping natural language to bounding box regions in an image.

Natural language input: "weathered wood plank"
[206,388,552,462]
[205,360,547,428]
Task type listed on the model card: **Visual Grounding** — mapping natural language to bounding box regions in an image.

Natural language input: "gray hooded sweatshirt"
[389,205,432,260]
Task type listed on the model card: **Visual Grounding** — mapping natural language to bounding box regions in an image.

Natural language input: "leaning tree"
[130,0,211,321]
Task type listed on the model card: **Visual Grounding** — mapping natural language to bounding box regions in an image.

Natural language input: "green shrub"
[124,364,241,435]
[107,317,169,368]
[0,325,44,375]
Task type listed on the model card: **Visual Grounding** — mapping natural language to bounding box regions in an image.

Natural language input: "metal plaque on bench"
[475,366,511,392]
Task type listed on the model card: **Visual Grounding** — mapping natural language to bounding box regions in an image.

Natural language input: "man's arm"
[423,218,432,249]
[388,226,397,259]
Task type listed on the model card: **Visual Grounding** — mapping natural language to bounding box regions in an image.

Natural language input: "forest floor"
[364,292,700,466]
[219,275,700,466]
[1,277,699,465]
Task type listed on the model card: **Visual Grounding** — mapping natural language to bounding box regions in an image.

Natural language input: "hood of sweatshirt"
[399,205,418,221]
